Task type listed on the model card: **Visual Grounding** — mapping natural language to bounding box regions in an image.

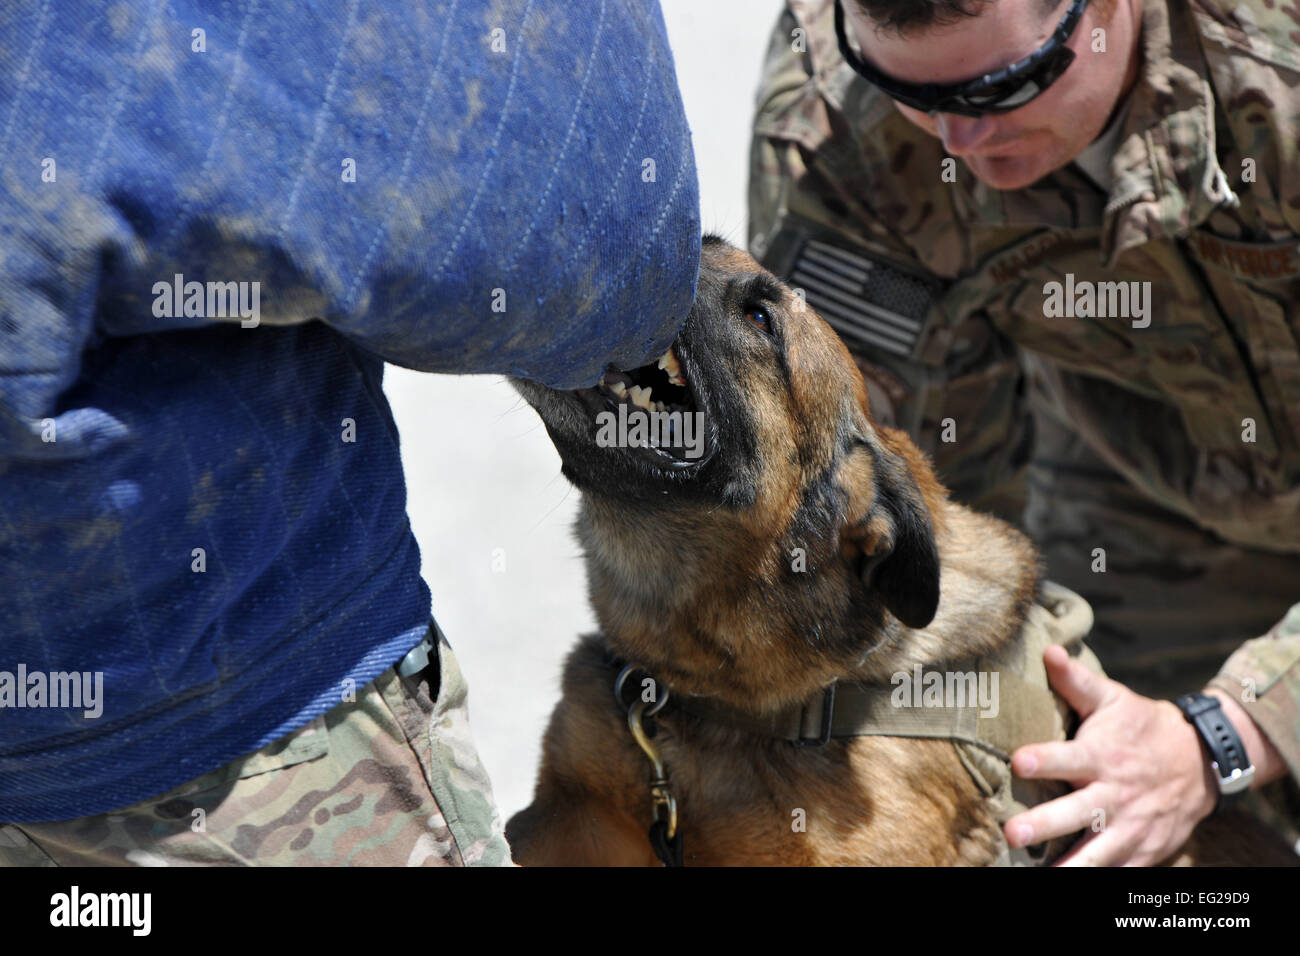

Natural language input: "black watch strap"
[1173,692,1255,813]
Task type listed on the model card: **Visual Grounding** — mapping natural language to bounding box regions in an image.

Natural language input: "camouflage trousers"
[0,624,514,866]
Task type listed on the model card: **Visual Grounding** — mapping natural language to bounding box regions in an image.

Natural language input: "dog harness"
[613,580,1102,866]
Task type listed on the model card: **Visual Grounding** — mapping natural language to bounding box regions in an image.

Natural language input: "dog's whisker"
[495,396,529,422]
[526,481,575,535]
[508,419,546,440]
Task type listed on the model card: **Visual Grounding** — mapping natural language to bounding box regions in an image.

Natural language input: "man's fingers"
[1043,643,1112,719]
[1054,827,1124,867]
[1011,738,1096,784]
[1005,785,1105,850]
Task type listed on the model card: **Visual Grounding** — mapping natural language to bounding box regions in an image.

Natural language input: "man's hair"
[851,0,1109,37]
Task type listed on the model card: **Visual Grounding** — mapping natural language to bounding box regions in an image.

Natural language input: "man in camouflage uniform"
[750,0,1300,863]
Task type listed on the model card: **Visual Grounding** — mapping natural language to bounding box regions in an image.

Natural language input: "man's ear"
[843,445,940,630]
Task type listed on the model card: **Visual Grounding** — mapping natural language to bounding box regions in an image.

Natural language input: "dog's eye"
[745,307,772,333]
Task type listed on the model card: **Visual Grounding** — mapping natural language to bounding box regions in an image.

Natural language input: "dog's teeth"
[653,400,666,412]
[658,348,687,386]
[630,385,654,411]
[610,381,627,397]
[660,348,691,387]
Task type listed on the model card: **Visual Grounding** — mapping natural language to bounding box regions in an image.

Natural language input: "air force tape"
[1186,229,1300,281]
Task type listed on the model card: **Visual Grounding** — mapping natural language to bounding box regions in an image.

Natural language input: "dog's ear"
[842,443,940,630]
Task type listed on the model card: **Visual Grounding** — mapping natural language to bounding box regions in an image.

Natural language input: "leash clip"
[615,664,683,865]
[626,697,678,840]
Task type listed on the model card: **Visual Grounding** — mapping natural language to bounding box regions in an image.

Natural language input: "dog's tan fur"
[506,239,1296,867]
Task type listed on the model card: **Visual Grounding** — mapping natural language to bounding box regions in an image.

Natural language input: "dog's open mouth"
[574,345,709,470]
[596,345,692,415]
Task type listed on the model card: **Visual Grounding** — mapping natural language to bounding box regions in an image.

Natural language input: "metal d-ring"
[613,663,670,718]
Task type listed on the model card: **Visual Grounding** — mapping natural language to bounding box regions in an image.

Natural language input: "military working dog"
[506,237,1294,866]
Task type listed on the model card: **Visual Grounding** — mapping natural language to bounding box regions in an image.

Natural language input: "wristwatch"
[1172,692,1255,813]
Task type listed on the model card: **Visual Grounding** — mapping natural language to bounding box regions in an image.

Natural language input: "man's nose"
[934,112,996,155]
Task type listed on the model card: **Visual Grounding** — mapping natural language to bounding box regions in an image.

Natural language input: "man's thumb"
[1044,644,1110,719]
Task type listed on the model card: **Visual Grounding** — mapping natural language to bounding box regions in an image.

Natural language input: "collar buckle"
[793,684,837,747]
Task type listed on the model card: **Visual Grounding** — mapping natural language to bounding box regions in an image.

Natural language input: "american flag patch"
[783,237,941,358]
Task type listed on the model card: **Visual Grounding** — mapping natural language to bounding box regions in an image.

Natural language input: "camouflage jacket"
[750,0,1300,789]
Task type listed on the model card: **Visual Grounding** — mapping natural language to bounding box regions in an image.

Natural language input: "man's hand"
[1003,644,1220,866]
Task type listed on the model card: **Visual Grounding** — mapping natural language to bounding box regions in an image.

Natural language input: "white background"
[381,0,788,826]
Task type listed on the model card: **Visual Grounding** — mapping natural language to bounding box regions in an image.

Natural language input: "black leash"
[648,819,684,867]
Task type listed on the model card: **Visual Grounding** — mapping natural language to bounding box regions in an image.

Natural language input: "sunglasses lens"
[956,48,1075,114]
[971,80,1040,109]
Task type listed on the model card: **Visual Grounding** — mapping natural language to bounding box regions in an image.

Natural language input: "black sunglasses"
[834,0,1091,117]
